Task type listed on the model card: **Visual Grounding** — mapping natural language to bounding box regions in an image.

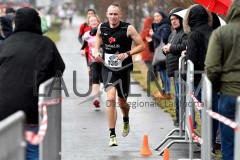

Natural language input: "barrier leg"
[155,131,185,150]
[158,140,198,156]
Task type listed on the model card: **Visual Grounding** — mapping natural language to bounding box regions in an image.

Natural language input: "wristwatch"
[126,51,131,57]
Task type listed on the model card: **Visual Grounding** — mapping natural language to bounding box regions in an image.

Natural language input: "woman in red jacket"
[140,17,155,81]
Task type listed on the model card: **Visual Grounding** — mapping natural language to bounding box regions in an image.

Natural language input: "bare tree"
[75,0,195,31]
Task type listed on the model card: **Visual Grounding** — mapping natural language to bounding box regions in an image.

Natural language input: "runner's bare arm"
[117,25,145,60]
[127,25,145,55]
[94,24,103,58]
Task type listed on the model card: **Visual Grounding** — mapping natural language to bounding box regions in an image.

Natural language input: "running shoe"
[109,135,118,147]
[121,122,130,137]
[93,98,100,108]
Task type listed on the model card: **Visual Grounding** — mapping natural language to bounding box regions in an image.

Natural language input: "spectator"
[205,1,240,159]
[5,7,15,28]
[210,11,222,154]
[0,7,65,160]
[6,7,15,15]
[38,11,49,34]
[0,15,13,44]
[163,7,187,126]
[140,16,155,81]
[149,10,171,99]
[183,4,213,129]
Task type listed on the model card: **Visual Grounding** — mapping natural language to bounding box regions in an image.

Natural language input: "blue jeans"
[192,85,201,129]
[174,77,179,121]
[219,93,237,160]
[26,125,39,160]
[157,66,170,94]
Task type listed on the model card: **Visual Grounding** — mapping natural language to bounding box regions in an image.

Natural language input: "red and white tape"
[42,98,62,106]
[206,110,238,131]
[25,105,47,145]
[188,115,203,144]
[25,98,61,145]
[189,92,204,110]
[192,133,203,144]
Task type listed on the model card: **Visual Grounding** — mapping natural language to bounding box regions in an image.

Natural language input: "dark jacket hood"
[226,0,240,23]
[183,4,213,34]
[14,7,42,35]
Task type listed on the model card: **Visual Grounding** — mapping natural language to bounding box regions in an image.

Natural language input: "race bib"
[104,53,122,68]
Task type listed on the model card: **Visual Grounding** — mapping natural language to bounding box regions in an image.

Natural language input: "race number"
[104,53,122,68]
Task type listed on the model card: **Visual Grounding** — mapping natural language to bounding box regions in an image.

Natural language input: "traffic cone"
[139,135,152,156]
[163,148,170,160]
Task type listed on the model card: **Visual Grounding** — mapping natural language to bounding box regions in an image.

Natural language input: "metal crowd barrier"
[155,57,200,158]
[0,111,26,160]
[38,77,62,160]
[234,97,240,160]
[201,74,212,160]
[155,56,239,159]
[178,55,187,139]
[183,60,199,160]
[155,55,187,155]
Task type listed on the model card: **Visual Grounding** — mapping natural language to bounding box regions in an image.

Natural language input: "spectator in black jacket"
[182,4,213,129]
[0,16,13,44]
[0,7,65,159]
[163,7,187,126]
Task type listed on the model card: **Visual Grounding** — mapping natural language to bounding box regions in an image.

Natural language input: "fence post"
[201,74,212,160]
[39,77,61,160]
[179,55,186,137]
[0,111,26,160]
[186,60,194,159]
[234,97,240,160]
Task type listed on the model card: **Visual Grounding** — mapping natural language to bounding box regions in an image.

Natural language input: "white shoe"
[109,135,118,147]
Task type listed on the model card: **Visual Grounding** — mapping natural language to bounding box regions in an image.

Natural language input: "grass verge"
[131,56,178,122]
[45,29,60,43]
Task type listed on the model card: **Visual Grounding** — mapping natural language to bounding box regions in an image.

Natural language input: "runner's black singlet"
[100,21,133,73]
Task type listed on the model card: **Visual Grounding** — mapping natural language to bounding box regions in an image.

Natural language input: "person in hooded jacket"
[149,10,171,99]
[0,7,65,160]
[205,1,240,159]
[163,7,187,127]
[0,15,13,44]
[182,4,213,130]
